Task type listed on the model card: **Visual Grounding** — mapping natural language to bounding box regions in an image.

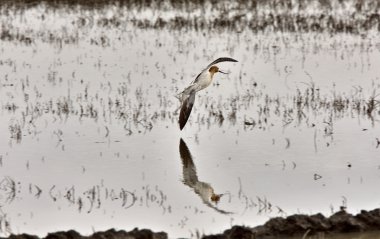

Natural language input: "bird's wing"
[191,69,207,85]
[205,57,238,69]
[179,91,196,130]
[192,57,238,85]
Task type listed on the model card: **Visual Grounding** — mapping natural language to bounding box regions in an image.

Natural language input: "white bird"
[178,57,238,130]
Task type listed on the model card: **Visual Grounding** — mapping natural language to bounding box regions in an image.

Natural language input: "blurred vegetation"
[0,0,379,34]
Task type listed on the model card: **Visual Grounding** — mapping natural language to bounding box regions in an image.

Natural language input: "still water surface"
[0,25,380,238]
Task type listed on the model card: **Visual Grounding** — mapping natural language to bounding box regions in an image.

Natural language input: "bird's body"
[179,68,214,101]
[178,57,238,130]
[192,66,218,90]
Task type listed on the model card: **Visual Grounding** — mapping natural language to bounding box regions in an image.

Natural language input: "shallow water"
[0,4,380,239]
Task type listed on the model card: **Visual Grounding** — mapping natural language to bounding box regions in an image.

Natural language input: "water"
[0,2,380,238]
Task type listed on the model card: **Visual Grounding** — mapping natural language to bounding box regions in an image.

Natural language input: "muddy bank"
[6,228,168,239]
[204,209,380,239]
[3,208,380,239]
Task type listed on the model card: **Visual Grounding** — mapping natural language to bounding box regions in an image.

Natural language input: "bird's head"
[210,193,222,204]
[210,193,224,204]
[209,66,228,77]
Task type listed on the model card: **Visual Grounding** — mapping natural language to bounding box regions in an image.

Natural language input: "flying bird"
[178,57,238,130]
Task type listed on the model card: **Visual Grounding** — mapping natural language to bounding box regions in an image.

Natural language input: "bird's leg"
[174,105,181,115]
[174,92,184,115]
[174,92,182,101]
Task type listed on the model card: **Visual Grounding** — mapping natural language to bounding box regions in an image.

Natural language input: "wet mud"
[204,209,380,239]
[7,228,167,239]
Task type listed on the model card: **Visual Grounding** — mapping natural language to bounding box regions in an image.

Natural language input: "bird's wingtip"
[179,120,184,130]
[179,121,186,130]
[219,57,238,62]
[207,57,238,68]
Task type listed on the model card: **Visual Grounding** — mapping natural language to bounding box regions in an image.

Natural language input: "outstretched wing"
[192,57,238,85]
[205,57,238,69]
[179,91,196,130]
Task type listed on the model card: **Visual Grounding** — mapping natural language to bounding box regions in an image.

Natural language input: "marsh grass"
[1,0,380,46]
[4,75,379,143]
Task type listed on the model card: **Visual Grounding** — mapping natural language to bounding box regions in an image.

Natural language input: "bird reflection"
[179,138,232,214]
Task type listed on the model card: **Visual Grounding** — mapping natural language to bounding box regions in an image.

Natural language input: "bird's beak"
[218,70,228,74]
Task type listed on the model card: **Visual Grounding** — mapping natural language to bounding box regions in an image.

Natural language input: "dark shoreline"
[4,208,380,239]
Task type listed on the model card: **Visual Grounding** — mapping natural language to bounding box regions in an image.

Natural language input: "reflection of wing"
[179,138,198,185]
[205,57,238,69]
[179,138,193,167]
[179,91,196,130]
[203,200,233,215]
